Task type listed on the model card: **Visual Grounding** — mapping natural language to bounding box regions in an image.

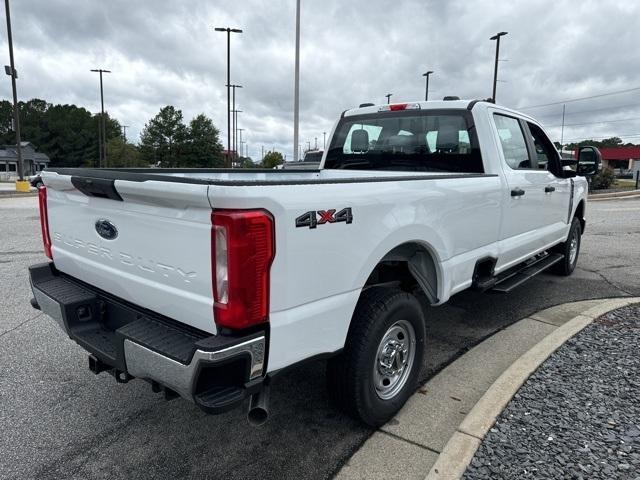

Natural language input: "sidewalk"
[335,297,639,480]
[462,303,640,479]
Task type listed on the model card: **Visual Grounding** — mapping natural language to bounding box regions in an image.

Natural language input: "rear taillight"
[211,209,275,330]
[38,186,52,259]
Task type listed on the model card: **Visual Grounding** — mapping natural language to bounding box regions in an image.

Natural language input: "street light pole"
[422,70,434,101]
[227,84,242,158]
[490,31,508,103]
[560,104,566,148]
[233,110,242,160]
[4,0,24,182]
[122,125,129,142]
[385,93,392,104]
[238,128,244,158]
[293,0,301,162]
[91,68,111,167]
[323,131,326,150]
[215,27,242,167]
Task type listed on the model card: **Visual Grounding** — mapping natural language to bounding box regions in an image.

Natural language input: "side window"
[493,114,532,169]
[527,122,559,173]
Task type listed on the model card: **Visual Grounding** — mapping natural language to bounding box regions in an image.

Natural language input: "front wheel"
[326,287,425,426]
[552,217,582,276]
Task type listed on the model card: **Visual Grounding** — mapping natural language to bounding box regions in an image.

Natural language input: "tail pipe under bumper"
[29,262,268,417]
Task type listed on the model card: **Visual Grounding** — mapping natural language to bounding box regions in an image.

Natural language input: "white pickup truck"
[30,99,591,426]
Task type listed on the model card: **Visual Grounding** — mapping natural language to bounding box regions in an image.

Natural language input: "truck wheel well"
[363,243,439,305]
[574,200,585,232]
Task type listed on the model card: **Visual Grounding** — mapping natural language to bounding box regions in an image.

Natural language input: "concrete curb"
[589,189,640,200]
[0,191,38,198]
[424,297,640,480]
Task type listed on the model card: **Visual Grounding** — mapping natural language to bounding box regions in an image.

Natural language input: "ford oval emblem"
[95,219,118,240]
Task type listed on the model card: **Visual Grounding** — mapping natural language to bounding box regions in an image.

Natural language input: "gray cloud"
[1,0,639,159]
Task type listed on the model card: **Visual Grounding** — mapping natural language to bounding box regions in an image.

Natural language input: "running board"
[491,253,563,293]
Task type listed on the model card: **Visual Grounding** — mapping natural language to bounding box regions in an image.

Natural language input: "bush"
[590,169,616,190]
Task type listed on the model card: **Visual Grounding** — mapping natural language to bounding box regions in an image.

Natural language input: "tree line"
[0,98,285,168]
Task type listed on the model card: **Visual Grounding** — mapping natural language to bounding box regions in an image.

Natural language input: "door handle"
[511,188,525,197]
[545,186,556,193]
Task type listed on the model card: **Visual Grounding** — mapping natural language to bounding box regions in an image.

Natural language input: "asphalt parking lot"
[1,196,639,480]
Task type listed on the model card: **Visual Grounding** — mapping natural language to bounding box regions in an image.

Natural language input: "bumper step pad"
[118,317,207,364]
[29,262,267,414]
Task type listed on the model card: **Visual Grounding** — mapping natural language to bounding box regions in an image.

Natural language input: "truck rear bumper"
[29,262,266,414]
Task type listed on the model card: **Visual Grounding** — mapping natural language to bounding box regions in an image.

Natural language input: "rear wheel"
[552,217,582,276]
[327,287,425,426]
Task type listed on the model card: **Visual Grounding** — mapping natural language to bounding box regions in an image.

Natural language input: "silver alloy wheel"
[373,320,416,400]
[568,229,579,265]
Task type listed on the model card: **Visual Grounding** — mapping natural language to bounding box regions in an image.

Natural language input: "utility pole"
[261,145,264,162]
[385,93,392,104]
[227,84,242,158]
[122,125,129,142]
[238,128,244,159]
[90,68,111,167]
[314,137,317,150]
[323,131,326,150]
[215,26,242,167]
[4,0,24,184]
[233,112,242,159]
[422,70,434,101]
[96,115,102,168]
[560,104,566,149]
[490,31,508,103]
[293,0,301,161]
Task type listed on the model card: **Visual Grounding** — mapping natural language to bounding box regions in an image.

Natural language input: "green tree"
[0,100,13,136]
[183,113,224,167]
[105,137,144,167]
[261,150,284,168]
[236,156,259,168]
[0,98,121,167]
[139,106,187,167]
[566,137,626,150]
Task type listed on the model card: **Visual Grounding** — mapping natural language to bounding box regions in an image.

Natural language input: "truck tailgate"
[43,172,216,334]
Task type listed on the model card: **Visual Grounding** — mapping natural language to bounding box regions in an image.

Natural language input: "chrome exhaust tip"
[247,384,270,426]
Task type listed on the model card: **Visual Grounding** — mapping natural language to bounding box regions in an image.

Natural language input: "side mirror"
[562,166,577,178]
[577,146,602,177]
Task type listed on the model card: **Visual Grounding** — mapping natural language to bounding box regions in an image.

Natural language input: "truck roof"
[342,99,538,124]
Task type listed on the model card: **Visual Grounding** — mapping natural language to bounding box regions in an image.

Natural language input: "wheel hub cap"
[569,231,579,265]
[373,320,416,400]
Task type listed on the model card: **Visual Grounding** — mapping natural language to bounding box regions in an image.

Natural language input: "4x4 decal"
[296,208,353,229]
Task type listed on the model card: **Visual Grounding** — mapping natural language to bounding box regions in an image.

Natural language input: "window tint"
[527,122,558,172]
[494,114,531,169]
[326,111,483,173]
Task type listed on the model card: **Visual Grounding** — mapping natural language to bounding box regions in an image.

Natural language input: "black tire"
[326,287,425,426]
[552,217,582,276]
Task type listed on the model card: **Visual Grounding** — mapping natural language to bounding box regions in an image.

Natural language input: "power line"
[561,133,640,143]
[518,86,640,110]
[546,116,640,128]
[535,101,640,119]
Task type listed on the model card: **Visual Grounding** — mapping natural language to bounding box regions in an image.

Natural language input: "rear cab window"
[324,109,484,173]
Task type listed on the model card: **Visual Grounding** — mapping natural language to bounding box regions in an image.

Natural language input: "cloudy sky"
[1,0,639,159]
